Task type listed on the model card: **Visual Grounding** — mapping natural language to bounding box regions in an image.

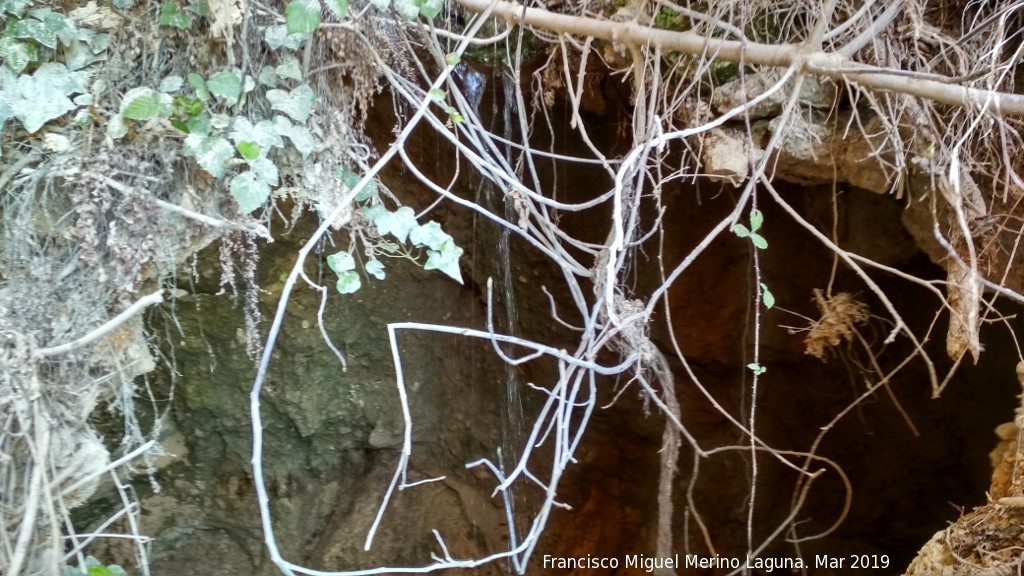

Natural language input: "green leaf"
[231,117,285,151]
[750,233,767,250]
[230,170,271,212]
[327,251,356,273]
[339,166,376,201]
[106,566,127,576]
[87,31,110,53]
[42,10,78,46]
[183,134,234,178]
[210,113,231,129]
[336,271,361,294]
[87,565,112,576]
[732,223,750,238]
[170,119,189,133]
[185,98,203,116]
[418,0,443,19]
[746,363,766,375]
[0,0,31,17]
[274,120,314,157]
[5,63,85,133]
[267,84,316,122]
[275,54,302,81]
[186,113,210,135]
[258,66,278,87]
[424,240,464,284]
[188,73,210,101]
[9,17,56,49]
[392,0,419,20]
[363,205,418,243]
[368,0,389,9]
[237,141,261,160]
[159,75,184,92]
[159,3,193,29]
[428,88,446,102]
[444,52,460,66]
[122,94,159,120]
[365,259,385,280]
[264,25,308,50]
[285,0,321,34]
[325,0,348,18]
[1,39,31,74]
[760,283,774,309]
[250,156,279,185]
[207,71,241,104]
[749,208,764,232]
[106,114,128,138]
[409,220,451,251]
[186,0,209,17]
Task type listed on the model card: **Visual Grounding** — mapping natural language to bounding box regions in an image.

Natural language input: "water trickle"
[470,64,528,572]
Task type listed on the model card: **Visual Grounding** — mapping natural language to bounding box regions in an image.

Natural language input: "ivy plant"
[60,555,127,576]
[159,2,192,29]
[109,65,317,214]
[0,5,107,156]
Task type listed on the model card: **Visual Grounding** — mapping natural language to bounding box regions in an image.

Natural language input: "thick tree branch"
[453,0,1024,117]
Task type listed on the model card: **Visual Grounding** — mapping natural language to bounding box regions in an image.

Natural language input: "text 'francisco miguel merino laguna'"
[543,554,813,573]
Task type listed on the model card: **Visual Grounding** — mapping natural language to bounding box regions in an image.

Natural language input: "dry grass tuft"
[804,289,870,359]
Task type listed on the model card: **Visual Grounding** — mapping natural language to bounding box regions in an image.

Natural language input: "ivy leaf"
[230,170,271,212]
[267,84,316,122]
[275,54,302,81]
[186,0,209,17]
[183,134,234,178]
[250,156,279,185]
[187,72,209,101]
[392,0,419,20]
[0,38,31,74]
[409,220,451,251]
[2,63,84,133]
[285,0,321,34]
[326,251,356,274]
[264,25,308,50]
[418,0,443,19]
[750,233,768,250]
[424,240,464,284]
[339,166,376,201]
[0,0,31,18]
[749,208,764,233]
[237,140,261,160]
[335,271,361,294]
[258,66,278,87]
[363,205,418,243]
[732,223,750,238]
[231,117,285,151]
[122,94,159,120]
[159,3,193,29]
[9,17,56,49]
[760,283,775,309]
[207,71,241,105]
[365,259,385,280]
[324,0,348,18]
[269,115,314,157]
